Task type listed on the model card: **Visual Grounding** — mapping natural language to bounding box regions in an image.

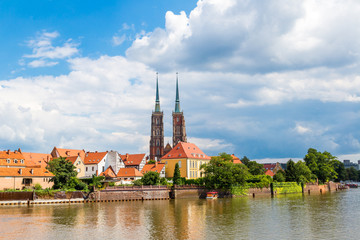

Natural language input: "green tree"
[173,163,182,185]
[285,159,297,182]
[346,167,358,181]
[247,161,265,175]
[241,156,250,166]
[294,161,312,184]
[332,160,346,182]
[46,157,78,189]
[147,160,156,164]
[304,148,338,183]
[201,153,250,189]
[273,170,286,182]
[142,171,160,185]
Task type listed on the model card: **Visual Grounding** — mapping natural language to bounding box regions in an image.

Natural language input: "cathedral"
[149,73,187,161]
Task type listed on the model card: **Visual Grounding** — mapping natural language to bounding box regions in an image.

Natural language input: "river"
[0,189,359,240]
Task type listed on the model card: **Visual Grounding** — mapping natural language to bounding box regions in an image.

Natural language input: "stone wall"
[99,189,170,201]
[247,187,272,197]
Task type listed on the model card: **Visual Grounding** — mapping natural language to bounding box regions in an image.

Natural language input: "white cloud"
[22,31,79,68]
[112,34,126,46]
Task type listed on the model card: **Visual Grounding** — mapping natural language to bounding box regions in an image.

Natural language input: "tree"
[247,161,265,175]
[46,157,77,189]
[142,171,160,185]
[304,148,338,183]
[201,153,250,189]
[241,156,250,166]
[285,159,312,184]
[346,167,358,181]
[285,159,297,182]
[332,160,346,182]
[273,170,286,182]
[173,163,182,185]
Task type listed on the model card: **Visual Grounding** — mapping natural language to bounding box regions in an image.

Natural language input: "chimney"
[7,150,10,155]
[155,161,158,167]
[18,148,22,153]
[126,153,129,160]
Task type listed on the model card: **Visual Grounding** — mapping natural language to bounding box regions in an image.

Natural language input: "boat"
[345,183,358,188]
[206,192,218,199]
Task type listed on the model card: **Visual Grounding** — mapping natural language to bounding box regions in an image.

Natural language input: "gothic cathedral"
[150,73,187,161]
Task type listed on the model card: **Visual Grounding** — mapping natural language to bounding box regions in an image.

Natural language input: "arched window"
[156,148,160,155]
[156,129,160,135]
[156,139,160,146]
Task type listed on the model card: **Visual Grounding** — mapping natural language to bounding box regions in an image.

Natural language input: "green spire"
[155,72,161,112]
[174,72,181,113]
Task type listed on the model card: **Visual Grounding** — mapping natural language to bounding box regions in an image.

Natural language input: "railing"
[104,185,169,191]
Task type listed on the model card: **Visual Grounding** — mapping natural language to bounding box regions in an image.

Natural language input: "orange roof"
[231,154,242,164]
[141,163,165,174]
[0,150,26,167]
[117,168,143,177]
[84,151,107,165]
[120,153,146,166]
[53,147,85,160]
[99,166,117,178]
[265,169,274,177]
[65,156,80,164]
[0,167,53,177]
[160,142,211,160]
[22,152,51,168]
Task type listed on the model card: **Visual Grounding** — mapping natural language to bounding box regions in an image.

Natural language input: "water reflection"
[0,191,359,240]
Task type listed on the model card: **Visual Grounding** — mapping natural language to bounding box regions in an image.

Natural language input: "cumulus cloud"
[22,31,79,68]
[127,0,360,73]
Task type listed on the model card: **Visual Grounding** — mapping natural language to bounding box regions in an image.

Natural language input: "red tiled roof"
[265,169,274,177]
[0,167,53,177]
[22,152,51,168]
[0,150,26,167]
[231,154,242,164]
[120,153,145,166]
[263,164,276,170]
[84,152,107,165]
[141,163,165,174]
[160,142,211,160]
[65,156,79,164]
[117,168,143,177]
[53,147,85,160]
[99,166,117,178]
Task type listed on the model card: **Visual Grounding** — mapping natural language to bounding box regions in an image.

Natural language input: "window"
[176,117,179,122]
[14,159,18,163]
[102,166,104,172]
[92,167,94,171]
[156,149,160,155]
[6,159,10,163]
[178,161,181,168]
[86,167,88,171]
[20,159,24,164]
[156,139,160,146]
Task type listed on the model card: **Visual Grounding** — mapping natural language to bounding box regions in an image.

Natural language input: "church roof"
[161,142,210,160]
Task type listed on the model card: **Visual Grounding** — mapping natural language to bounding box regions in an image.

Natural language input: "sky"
[1,0,360,162]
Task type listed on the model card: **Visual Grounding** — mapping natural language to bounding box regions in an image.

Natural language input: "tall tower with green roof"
[150,73,164,161]
[172,73,187,147]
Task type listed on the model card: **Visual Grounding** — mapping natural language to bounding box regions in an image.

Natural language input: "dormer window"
[6,159,10,163]
[14,159,18,163]
[20,159,24,164]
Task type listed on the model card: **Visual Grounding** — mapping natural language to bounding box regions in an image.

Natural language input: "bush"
[34,183,42,190]
[133,179,143,186]
[108,182,115,187]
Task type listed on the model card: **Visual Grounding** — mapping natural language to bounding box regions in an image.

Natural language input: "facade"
[105,150,125,174]
[141,162,166,178]
[160,142,211,179]
[263,162,283,174]
[120,153,147,171]
[343,160,360,170]
[150,73,164,161]
[84,151,108,177]
[99,165,117,179]
[66,155,85,178]
[172,73,187,147]
[0,149,53,190]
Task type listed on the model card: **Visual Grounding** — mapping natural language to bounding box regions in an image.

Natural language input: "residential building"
[265,169,274,177]
[66,155,85,178]
[160,142,211,179]
[263,162,283,174]
[231,154,242,164]
[0,149,53,190]
[84,151,108,177]
[22,152,51,168]
[50,147,85,160]
[120,153,146,171]
[105,150,125,174]
[141,162,166,178]
[99,165,117,180]
[343,160,360,170]
[117,168,143,184]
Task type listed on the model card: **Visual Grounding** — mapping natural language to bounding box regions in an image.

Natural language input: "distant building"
[141,162,166,178]
[265,169,274,177]
[263,162,283,174]
[117,168,143,184]
[161,142,211,179]
[65,155,85,178]
[84,151,108,177]
[172,73,187,147]
[120,153,146,171]
[231,154,242,164]
[343,160,359,170]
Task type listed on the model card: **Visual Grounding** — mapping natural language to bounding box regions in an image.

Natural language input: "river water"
[0,189,359,240]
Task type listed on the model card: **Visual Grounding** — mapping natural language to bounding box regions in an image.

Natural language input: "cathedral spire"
[174,72,181,113]
[155,72,161,112]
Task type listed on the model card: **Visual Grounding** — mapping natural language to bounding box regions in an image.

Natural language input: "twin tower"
[150,73,187,161]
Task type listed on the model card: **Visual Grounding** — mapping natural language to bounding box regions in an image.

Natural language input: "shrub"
[34,183,42,190]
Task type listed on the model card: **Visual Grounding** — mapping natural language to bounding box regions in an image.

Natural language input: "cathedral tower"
[150,73,164,161]
[172,73,187,147]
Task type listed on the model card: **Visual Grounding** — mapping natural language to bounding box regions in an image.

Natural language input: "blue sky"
[1,0,360,162]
